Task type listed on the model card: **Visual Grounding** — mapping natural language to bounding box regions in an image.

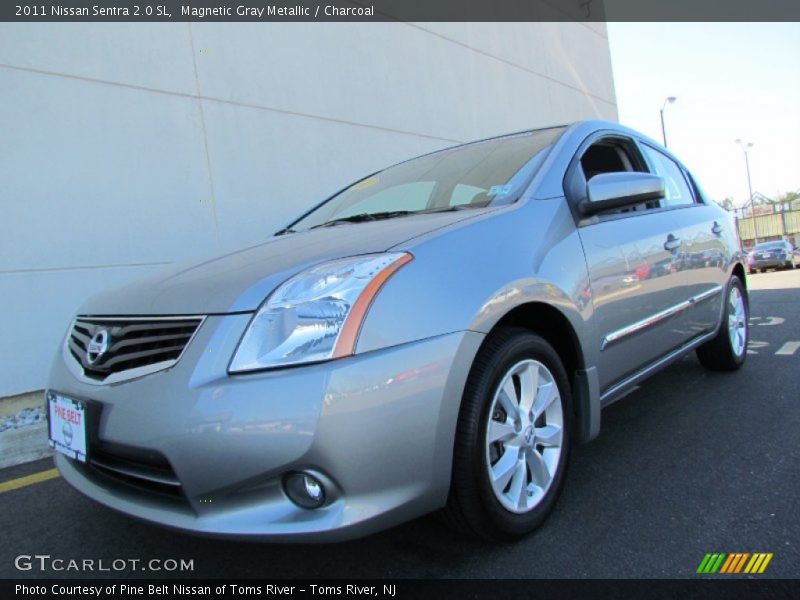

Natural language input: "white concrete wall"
[0,22,617,396]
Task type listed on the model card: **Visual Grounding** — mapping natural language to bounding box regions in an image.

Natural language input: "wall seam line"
[0,62,468,143]
[187,22,222,250]
[403,22,617,106]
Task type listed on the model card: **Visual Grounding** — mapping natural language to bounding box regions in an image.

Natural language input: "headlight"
[229,252,412,372]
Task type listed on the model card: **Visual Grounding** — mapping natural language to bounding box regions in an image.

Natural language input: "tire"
[696,276,748,371]
[748,268,756,275]
[444,328,572,541]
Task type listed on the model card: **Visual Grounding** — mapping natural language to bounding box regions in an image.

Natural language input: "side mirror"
[578,172,665,216]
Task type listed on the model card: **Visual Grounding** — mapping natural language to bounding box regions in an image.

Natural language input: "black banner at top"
[2,0,800,22]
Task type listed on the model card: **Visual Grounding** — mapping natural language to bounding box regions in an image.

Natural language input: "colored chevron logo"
[696,552,773,574]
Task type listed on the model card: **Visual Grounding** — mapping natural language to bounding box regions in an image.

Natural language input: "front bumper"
[49,314,483,541]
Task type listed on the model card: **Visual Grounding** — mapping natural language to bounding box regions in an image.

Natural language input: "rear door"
[570,135,691,392]
[640,144,730,337]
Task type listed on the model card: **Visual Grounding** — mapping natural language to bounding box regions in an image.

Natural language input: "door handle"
[711,221,723,235]
[664,236,681,252]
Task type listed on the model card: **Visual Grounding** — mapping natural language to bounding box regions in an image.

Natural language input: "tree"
[778,190,800,210]
[716,197,735,211]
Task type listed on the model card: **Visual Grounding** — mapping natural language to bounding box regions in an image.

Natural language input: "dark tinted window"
[578,137,652,213]
[581,144,629,179]
[754,241,789,251]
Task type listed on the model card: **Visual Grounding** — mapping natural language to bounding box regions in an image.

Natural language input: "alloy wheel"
[484,359,564,514]
[728,285,747,357]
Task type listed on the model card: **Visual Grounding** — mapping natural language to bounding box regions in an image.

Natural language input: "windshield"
[288,127,565,231]
[754,241,787,251]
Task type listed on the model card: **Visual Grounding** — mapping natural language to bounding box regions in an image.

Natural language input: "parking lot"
[1,269,798,579]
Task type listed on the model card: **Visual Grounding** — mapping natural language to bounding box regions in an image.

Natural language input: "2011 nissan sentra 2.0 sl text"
[47,120,749,541]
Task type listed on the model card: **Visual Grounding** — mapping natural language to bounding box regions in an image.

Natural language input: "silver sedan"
[46,120,748,541]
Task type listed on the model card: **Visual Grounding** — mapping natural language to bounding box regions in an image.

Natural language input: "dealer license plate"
[47,392,87,463]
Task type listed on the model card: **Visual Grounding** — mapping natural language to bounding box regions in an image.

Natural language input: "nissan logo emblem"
[86,329,110,365]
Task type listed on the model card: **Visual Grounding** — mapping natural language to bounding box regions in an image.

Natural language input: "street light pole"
[660,96,677,147]
[735,139,757,245]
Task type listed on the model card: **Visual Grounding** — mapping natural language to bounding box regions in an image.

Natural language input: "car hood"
[79,209,492,315]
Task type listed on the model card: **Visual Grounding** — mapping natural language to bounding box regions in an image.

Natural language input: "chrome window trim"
[63,315,206,385]
[600,285,722,351]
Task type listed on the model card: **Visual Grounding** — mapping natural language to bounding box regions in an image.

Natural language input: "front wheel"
[696,276,748,371]
[444,329,572,541]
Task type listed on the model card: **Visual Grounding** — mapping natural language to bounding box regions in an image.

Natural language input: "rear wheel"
[444,328,572,541]
[696,276,748,371]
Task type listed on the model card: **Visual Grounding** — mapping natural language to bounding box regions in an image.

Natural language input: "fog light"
[284,472,326,509]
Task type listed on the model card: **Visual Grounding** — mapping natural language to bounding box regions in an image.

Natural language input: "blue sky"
[607,22,800,206]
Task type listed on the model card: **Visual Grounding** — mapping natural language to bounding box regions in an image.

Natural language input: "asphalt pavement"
[2,269,798,579]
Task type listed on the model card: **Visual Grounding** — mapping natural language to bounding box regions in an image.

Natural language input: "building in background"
[0,22,617,397]
[735,207,800,250]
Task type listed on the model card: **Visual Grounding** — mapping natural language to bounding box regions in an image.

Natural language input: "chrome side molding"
[601,285,722,351]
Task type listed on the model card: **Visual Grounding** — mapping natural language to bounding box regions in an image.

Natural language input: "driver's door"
[574,136,690,393]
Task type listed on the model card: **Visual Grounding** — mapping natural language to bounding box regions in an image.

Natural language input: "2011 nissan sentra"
[46,120,749,541]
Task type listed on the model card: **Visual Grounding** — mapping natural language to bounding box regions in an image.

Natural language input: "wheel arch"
[491,302,584,372]
[477,302,600,443]
[733,261,747,292]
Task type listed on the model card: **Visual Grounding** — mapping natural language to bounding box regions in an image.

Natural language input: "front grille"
[68,316,203,382]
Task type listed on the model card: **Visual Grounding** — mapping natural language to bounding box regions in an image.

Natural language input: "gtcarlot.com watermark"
[14,554,194,573]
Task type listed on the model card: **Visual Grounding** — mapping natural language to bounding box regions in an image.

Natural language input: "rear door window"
[642,146,696,208]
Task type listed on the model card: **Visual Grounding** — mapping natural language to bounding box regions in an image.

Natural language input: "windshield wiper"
[309,205,479,230]
[274,227,296,236]
[418,205,472,213]
[310,211,413,229]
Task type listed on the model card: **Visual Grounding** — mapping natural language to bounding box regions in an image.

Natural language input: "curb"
[0,391,53,470]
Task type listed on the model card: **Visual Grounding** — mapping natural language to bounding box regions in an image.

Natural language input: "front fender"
[355,198,595,369]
